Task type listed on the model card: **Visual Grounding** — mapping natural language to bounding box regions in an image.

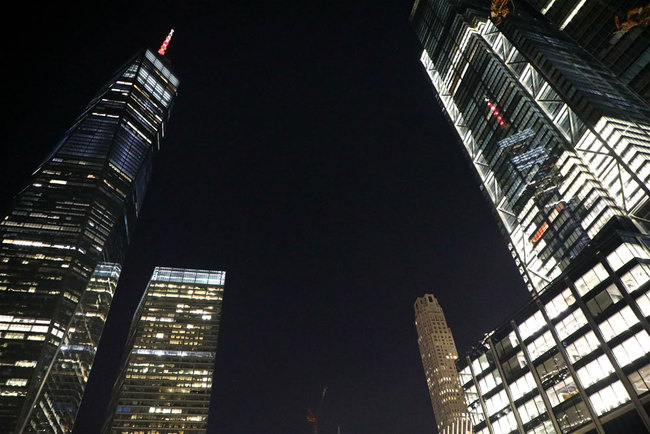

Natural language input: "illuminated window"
[509,371,535,400]
[612,330,650,367]
[546,377,578,407]
[565,331,599,363]
[555,308,587,340]
[544,288,575,319]
[527,330,554,360]
[576,354,615,388]
[517,394,545,424]
[589,381,630,415]
[598,306,639,341]
[574,264,609,296]
[6,379,28,387]
[636,292,650,317]
[607,243,650,271]
[519,311,545,340]
[484,389,509,416]
[620,264,650,293]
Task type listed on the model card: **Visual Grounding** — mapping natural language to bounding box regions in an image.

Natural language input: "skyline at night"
[3,2,534,433]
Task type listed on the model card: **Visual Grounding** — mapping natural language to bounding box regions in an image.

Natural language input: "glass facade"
[102,267,225,433]
[457,237,650,433]
[524,0,650,103]
[409,0,650,432]
[0,49,179,432]
[415,294,472,434]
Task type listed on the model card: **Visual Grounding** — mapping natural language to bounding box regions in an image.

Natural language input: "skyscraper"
[523,1,650,103]
[0,41,179,432]
[103,267,225,433]
[414,294,472,434]
[409,0,650,432]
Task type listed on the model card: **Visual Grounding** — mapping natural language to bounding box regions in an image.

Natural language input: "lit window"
[574,264,609,296]
[6,379,27,387]
[612,331,650,367]
[607,243,650,271]
[519,311,545,340]
[546,378,578,407]
[555,308,587,340]
[527,330,554,360]
[485,389,509,416]
[509,371,535,401]
[598,306,639,341]
[589,381,630,415]
[544,288,575,319]
[636,292,650,317]
[517,394,545,424]
[620,264,650,293]
[565,331,599,363]
[576,354,614,388]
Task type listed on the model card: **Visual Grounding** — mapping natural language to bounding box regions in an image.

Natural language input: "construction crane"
[306,387,328,434]
[614,4,650,35]
[490,0,513,26]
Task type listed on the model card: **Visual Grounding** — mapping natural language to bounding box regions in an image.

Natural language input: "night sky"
[3,2,530,433]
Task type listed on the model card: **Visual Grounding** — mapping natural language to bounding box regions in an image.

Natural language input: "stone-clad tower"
[415,294,472,434]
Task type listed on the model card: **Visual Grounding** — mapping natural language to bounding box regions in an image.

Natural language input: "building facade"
[103,267,225,433]
[415,294,472,434]
[0,47,179,432]
[409,0,650,433]
[523,0,650,103]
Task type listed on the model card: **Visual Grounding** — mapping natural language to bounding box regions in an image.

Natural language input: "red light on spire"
[158,29,174,56]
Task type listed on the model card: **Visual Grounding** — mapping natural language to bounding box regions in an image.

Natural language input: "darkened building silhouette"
[410,0,650,432]
[0,45,178,432]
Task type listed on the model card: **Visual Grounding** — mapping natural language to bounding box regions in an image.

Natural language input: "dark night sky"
[3,2,530,433]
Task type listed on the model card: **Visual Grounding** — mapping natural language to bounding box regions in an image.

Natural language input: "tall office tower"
[414,294,472,434]
[0,40,179,432]
[103,267,225,433]
[523,1,650,102]
[409,0,650,433]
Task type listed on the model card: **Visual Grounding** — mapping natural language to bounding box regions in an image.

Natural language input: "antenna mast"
[158,29,175,55]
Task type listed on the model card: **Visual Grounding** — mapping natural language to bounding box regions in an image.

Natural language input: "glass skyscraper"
[0,48,179,432]
[103,267,225,433]
[410,0,650,432]
[523,0,650,103]
[415,294,472,434]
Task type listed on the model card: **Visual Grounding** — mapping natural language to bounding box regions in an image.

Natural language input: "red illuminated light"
[158,29,175,56]
[485,97,507,127]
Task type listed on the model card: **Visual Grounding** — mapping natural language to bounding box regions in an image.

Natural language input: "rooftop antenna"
[158,29,174,55]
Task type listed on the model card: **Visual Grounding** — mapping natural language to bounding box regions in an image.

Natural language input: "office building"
[103,267,225,433]
[415,294,472,434]
[409,0,650,432]
[0,41,179,432]
[524,0,650,102]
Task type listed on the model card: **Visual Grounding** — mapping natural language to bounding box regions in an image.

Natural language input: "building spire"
[158,29,174,56]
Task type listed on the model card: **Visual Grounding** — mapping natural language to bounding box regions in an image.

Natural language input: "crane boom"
[306,387,328,434]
